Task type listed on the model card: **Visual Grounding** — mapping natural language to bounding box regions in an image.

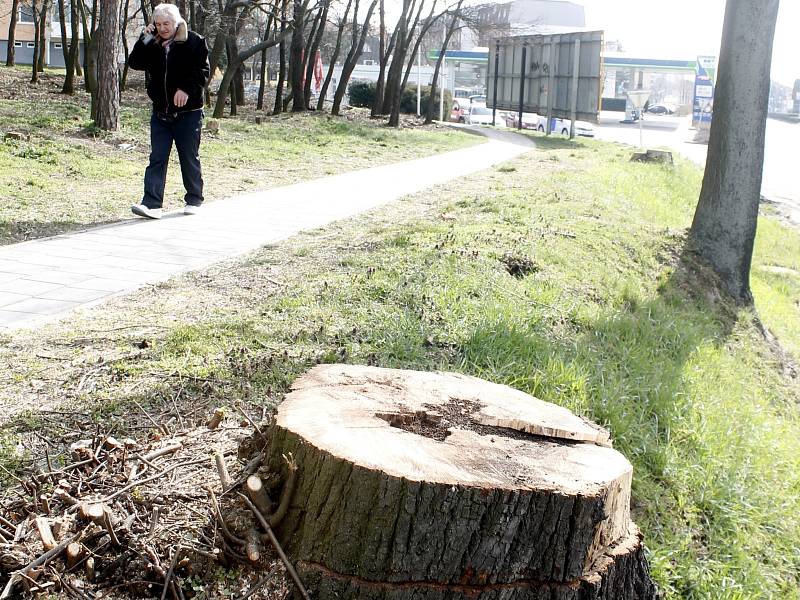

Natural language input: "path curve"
[0,127,534,331]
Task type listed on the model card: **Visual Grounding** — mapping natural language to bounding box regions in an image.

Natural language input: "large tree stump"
[265,364,657,599]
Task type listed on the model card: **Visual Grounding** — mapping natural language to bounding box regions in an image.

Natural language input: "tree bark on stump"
[265,364,656,599]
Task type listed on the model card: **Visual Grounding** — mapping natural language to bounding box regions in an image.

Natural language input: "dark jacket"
[128,22,210,114]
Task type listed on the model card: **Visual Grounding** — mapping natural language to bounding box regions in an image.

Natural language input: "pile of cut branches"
[0,408,296,599]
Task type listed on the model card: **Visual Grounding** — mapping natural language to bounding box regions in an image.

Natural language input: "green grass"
[0,67,479,244]
[119,137,800,598]
[1,88,798,597]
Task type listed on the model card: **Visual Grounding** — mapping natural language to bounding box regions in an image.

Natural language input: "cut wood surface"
[265,364,655,597]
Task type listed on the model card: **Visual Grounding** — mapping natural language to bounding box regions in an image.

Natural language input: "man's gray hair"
[152,3,183,24]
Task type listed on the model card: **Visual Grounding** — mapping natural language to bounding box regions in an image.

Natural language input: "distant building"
[430,0,587,94]
[466,0,586,47]
[0,0,86,67]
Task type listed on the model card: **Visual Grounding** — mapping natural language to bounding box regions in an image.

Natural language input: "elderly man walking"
[128,3,210,219]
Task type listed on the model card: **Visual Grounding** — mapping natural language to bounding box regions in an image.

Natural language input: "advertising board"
[486,30,603,124]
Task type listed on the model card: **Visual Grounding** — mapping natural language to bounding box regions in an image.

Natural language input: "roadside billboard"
[692,55,717,127]
[486,30,603,124]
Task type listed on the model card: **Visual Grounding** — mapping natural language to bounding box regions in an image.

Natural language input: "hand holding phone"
[141,23,156,45]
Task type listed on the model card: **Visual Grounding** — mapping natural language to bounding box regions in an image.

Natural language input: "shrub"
[400,85,452,117]
[347,80,453,117]
[347,80,376,108]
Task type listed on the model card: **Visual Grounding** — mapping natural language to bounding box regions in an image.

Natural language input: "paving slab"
[0,127,533,331]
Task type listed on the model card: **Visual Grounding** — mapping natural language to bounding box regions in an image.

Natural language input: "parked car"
[503,111,539,129]
[451,99,471,122]
[465,105,504,126]
[535,116,595,137]
[503,112,592,136]
[452,97,494,123]
[645,103,676,115]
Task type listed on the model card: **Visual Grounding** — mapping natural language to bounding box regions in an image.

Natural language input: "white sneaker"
[131,204,162,219]
[184,204,201,215]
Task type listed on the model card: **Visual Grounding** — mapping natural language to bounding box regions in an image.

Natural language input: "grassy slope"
[147,140,799,598]
[0,67,477,244]
[0,89,798,596]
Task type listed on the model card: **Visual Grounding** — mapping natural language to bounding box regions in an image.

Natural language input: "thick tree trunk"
[61,0,77,93]
[6,0,19,66]
[289,0,306,112]
[30,0,40,83]
[62,0,81,90]
[262,365,657,600]
[382,0,410,115]
[273,0,288,114]
[36,0,49,73]
[384,0,422,119]
[96,0,120,130]
[370,0,388,117]
[688,0,780,304]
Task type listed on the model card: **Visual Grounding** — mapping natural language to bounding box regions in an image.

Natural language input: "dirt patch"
[500,252,539,278]
[0,412,292,599]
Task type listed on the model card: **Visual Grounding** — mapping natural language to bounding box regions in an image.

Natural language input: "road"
[592,112,800,224]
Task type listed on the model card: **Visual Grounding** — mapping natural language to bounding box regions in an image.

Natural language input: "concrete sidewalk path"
[0,127,534,331]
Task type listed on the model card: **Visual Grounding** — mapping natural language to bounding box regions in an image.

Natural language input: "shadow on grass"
[457,245,756,596]
[463,244,736,441]
[519,134,585,150]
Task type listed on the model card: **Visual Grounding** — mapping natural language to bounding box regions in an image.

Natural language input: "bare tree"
[688,0,781,303]
[36,0,49,72]
[383,0,419,118]
[288,0,310,111]
[30,0,41,82]
[206,0,241,95]
[65,0,82,87]
[400,1,440,94]
[371,0,399,117]
[212,14,294,117]
[330,0,378,116]
[273,0,288,113]
[302,0,329,108]
[385,0,412,126]
[56,0,70,73]
[256,11,275,109]
[316,0,352,111]
[119,0,141,90]
[6,0,19,66]
[424,0,463,124]
[95,0,120,130]
[78,0,99,95]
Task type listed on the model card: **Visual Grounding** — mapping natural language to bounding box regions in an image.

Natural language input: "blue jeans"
[142,110,204,208]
